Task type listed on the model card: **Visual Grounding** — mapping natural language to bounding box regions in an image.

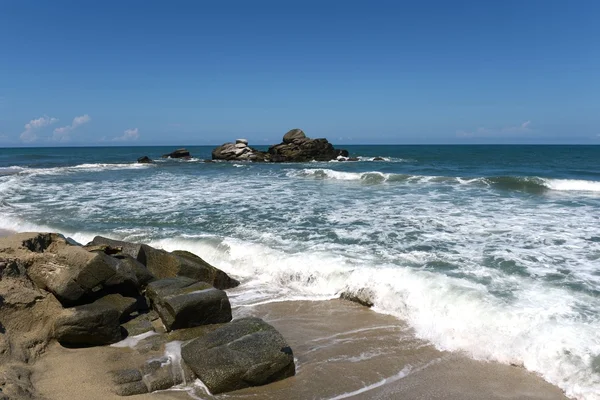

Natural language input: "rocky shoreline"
[0,231,572,400]
[0,232,295,399]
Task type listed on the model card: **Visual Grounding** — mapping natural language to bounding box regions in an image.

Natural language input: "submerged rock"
[181,317,295,394]
[161,148,191,159]
[340,288,375,308]
[137,156,152,163]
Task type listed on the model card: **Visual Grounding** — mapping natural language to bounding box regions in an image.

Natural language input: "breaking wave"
[289,169,600,193]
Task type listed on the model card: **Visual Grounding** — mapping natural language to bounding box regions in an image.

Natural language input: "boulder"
[161,148,191,159]
[212,142,268,162]
[137,156,153,163]
[146,277,232,331]
[268,130,348,162]
[93,294,138,322]
[88,237,239,290]
[181,317,295,394]
[372,157,385,161]
[53,304,122,346]
[282,128,307,144]
[121,313,155,336]
[236,138,248,145]
[26,242,124,306]
[340,288,375,308]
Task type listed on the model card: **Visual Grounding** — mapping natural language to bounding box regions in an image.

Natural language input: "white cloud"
[113,128,139,141]
[53,114,91,141]
[20,115,59,143]
[457,121,533,138]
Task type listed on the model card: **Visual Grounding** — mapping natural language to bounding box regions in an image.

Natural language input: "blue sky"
[0,0,598,146]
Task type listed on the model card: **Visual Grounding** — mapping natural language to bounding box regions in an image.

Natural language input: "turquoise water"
[1,145,599,399]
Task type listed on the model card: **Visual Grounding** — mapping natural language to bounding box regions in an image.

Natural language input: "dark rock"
[282,129,307,144]
[203,159,215,163]
[340,288,375,308]
[373,157,385,161]
[93,294,138,322]
[181,317,295,394]
[268,130,348,162]
[121,313,154,336]
[113,380,148,396]
[88,237,238,290]
[27,242,123,306]
[87,237,143,261]
[161,149,191,159]
[348,157,360,161]
[143,361,176,392]
[110,369,143,385]
[137,156,153,164]
[53,304,122,346]
[146,277,232,331]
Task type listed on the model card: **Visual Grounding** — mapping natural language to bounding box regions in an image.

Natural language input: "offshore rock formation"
[212,129,348,162]
[0,232,294,398]
[161,148,191,159]
[268,129,349,162]
[211,138,268,161]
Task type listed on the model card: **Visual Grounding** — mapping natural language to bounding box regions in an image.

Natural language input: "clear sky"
[0,0,599,146]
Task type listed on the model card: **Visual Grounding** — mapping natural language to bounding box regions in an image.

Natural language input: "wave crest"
[289,169,600,193]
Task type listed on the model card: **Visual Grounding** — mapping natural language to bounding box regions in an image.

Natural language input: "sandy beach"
[32,299,568,400]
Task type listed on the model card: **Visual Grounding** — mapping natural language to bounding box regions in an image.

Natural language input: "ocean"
[1,145,599,399]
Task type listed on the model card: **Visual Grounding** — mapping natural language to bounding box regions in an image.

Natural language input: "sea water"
[1,145,599,399]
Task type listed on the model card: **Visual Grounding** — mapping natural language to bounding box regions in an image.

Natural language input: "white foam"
[544,178,600,192]
[327,365,413,400]
[110,331,157,348]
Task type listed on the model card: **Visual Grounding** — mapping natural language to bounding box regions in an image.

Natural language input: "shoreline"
[33,298,569,400]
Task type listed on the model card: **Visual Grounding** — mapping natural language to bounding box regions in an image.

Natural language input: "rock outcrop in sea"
[212,129,348,162]
[0,232,295,398]
[162,148,191,159]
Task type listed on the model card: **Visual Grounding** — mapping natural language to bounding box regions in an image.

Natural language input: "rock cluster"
[0,232,295,398]
[268,129,349,162]
[211,139,267,161]
[212,129,348,162]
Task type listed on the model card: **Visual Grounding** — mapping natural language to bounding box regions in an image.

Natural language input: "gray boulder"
[146,277,232,331]
[88,236,239,289]
[181,317,295,394]
[26,242,122,306]
[53,304,122,346]
[282,128,307,144]
[93,294,138,322]
[211,142,268,162]
[340,288,375,308]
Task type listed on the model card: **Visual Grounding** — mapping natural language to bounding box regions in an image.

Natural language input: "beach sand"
[0,228,16,238]
[32,299,568,400]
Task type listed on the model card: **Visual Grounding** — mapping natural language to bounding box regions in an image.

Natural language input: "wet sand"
[0,228,15,237]
[33,299,569,400]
